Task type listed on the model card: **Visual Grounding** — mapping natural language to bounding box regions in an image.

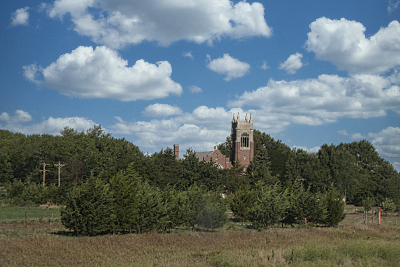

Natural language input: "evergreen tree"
[248,183,289,229]
[320,190,345,227]
[61,177,115,236]
[197,193,228,230]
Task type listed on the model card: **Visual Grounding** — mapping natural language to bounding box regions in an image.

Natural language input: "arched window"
[241,132,249,148]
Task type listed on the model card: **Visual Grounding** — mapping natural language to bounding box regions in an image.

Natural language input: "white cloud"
[337,129,349,136]
[260,60,269,70]
[388,1,400,14]
[10,7,29,27]
[207,54,251,81]
[393,162,400,171]
[369,127,400,159]
[279,53,303,74]
[46,0,272,49]
[189,85,202,93]
[0,110,96,135]
[0,110,32,124]
[306,17,400,75]
[183,52,194,59]
[351,133,366,139]
[228,74,400,126]
[110,105,292,153]
[143,104,183,117]
[293,145,320,153]
[23,46,182,101]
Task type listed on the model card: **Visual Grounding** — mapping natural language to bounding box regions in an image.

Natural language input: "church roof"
[195,151,213,161]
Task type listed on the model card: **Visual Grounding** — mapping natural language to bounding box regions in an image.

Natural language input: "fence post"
[356,209,358,223]
[378,207,381,225]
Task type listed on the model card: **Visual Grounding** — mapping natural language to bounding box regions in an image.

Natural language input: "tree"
[320,190,345,227]
[282,182,327,226]
[197,193,228,231]
[248,183,289,229]
[61,177,115,236]
[247,145,278,186]
[109,170,141,232]
[229,185,256,221]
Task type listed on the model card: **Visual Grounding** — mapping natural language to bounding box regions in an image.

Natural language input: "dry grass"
[1,207,400,266]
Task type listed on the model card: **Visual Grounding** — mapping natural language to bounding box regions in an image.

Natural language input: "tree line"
[0,126,399,235]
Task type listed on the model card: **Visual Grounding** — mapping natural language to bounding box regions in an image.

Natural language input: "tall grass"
[1,224,400,266]
[1,205,399,266]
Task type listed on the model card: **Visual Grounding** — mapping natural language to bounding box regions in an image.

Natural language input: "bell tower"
[231,113,254,169]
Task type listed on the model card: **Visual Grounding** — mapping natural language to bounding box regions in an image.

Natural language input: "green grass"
[0,205,60,224]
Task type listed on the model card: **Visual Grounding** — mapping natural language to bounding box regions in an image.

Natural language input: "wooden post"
[54,161,65,187]
[378,207,381,225]
[39,163,50,187]
[356,209,358,223]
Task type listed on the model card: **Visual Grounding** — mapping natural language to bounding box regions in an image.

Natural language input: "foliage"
[320,190,346,227]
[248,183,289,229]
[362,197,375,212]
[196,193,228,230]
[61,177,115,236]
[380,198,397,213]
[229,186,256,221]
[282,182,327,226]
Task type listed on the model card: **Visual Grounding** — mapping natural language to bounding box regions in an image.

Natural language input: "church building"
[173,113,254,169]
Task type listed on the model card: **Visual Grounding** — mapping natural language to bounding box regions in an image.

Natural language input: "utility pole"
[40,163,50,187]
[54,161,66,187]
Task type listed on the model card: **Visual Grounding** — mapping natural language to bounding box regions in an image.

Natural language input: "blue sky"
[1,0,400,170]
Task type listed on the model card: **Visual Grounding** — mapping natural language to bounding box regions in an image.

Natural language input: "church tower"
[231,113,254,169]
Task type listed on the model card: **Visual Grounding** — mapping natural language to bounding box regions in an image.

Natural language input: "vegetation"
[1,214,400,266]
[1,126,400,236]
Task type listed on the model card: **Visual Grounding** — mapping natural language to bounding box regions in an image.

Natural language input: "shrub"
[61,177,115,236]
[320,190,345,227]
[381,198,396,213]
[197,193,228,230]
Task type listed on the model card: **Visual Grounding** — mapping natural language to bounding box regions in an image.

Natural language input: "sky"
[1,0,400,171]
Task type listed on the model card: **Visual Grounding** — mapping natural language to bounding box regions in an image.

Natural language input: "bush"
[248,183,289,229]
[61,177,115,236]
[197,193,228,230]
[320,190,345,227]
[381,198,396,213]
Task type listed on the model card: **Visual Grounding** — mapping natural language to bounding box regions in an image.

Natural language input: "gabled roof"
[195,151,213,161]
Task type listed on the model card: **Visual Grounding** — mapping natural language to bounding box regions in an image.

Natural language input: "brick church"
[174,113,254,169]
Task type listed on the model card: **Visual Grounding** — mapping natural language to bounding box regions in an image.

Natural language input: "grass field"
[1,205,399,267]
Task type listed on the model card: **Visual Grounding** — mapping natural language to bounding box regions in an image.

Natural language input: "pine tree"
[61,177,115,236]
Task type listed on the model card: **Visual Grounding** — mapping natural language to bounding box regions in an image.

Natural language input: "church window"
[241,133,249,148]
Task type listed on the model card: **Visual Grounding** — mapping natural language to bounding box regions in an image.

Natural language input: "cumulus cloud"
[23,46,182,101]
[111,106,247,151]
[0,110,96,135]
[45,0,272,48]
[306,17,400,75]
[279,53,303,74]
[189,85,202,93]
[228,74,400,126]
[143,103,183,117]
[0,110,32,124]
[369,127,400,159]
[10,7,29,27]
[337,129,349,136]
[207,54,251,81]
